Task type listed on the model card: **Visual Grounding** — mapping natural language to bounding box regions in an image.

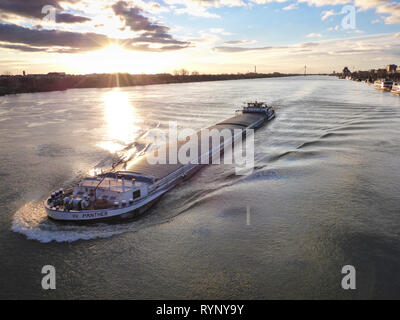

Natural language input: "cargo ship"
[45,102,275,221]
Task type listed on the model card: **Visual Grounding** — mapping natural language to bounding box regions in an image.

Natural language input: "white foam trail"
[11,200,152,243]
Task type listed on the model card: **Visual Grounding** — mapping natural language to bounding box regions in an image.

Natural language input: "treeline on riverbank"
[0,72,300,96]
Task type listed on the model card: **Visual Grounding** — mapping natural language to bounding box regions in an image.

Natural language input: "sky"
[0,0,399,75]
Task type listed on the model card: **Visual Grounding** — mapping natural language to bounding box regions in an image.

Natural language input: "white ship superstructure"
[374,79,393,91]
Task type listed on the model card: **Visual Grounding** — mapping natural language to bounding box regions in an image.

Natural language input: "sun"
[62,43,183,74]
[102,44,128,60]
[64,44,138,74]
[66,44,140,74]
[87,44,135,73]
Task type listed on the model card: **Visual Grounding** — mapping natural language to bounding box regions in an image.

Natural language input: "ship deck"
[120,112,266,181]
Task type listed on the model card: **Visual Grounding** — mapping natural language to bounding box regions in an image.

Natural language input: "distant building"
[386,64,397,73]
[374,68,387,78]
[356,71,369,78]
[342,67,351,77]
[23,70,26,76]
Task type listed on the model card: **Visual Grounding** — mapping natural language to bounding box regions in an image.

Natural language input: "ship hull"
[46,187,171,221]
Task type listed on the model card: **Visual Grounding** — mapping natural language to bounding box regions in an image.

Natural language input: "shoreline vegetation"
[0,71,305,97]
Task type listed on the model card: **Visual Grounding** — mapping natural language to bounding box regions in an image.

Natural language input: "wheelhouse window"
[133,190,141,199]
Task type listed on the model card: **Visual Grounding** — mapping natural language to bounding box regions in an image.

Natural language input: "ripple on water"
[269,150,323,162]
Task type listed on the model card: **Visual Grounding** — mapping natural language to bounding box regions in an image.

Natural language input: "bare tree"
[179,69,189,76]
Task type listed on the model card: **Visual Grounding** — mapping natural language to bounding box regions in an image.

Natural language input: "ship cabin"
[240,101,273,116]
[69,171,154,210]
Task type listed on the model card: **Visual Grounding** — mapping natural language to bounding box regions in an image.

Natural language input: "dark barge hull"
[122,112,271,181]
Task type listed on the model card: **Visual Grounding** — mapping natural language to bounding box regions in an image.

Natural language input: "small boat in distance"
[391,83,400,95]
[45,102,275,221]
[374,79,393,91]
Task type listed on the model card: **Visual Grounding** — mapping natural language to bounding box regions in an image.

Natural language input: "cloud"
[0,0,90,24]
[333,49,372,55]
[139,1,171,14]
[299,42,319,47]
[0,23,190,53]
[321,9,338,21]
[56,12,90,24]
[162,0,400,26]
[209,28,232,35]
[298,0,400,25]
[128,44,191,52]
[250,0,288,4]
[222,40,257,45]
[214,45,288,52]
[214,46,269,52]
[164,0,219,18]
[0,44,43,52]
[112,1,167,33]
[283,3,299,10]
[212,32,400,64]
[353,0,388,11]
[0,23,109,50]
[297,0,350,6]
[125,32,189,45]
[306,33,323,38]
[375,2,400,24]
[212,39,320,54]
[164,0,246,18]
[111,1,189,46]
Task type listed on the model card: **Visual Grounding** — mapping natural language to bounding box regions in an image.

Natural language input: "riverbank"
[0,72,300,97]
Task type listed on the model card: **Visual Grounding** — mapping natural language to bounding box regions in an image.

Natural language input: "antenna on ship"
[304,65,307,76]
[255,65,257,74]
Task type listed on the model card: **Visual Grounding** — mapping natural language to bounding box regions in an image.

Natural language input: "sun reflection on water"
[98,89,140,154]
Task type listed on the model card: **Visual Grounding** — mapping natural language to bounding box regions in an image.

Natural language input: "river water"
[1,76,400,299]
